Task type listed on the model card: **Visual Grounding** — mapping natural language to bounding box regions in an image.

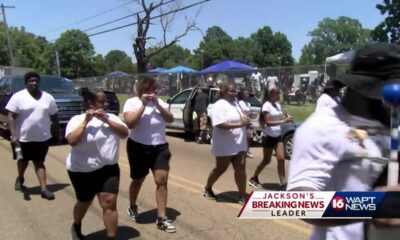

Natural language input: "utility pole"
[54,49,61,76]
[1,4,15,66]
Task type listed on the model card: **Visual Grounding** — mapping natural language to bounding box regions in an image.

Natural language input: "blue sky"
[2,0,383,62]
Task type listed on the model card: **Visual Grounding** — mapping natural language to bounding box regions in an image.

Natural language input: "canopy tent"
[148,67,166,73]
[107,70,129,78]
[325,50,355,64]
[201,60,254,73]
[324,50,355,83]
[161,65,197,73]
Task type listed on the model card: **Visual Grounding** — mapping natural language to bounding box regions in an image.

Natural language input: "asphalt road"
[0,130,312,240]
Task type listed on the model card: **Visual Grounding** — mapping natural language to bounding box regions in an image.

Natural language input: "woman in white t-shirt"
[249,86,292,190]
[123,77,176,233]
[203,83,250,204]
[65,89,129,239]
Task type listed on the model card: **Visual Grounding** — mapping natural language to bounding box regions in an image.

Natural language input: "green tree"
[92,54,108,76]
[250,27,294,67]
[232,37,256,66]
[0,24,55,72]
[299,17,371,65]
[105,50,136,74]
[194,26,235,68]
[113,58,137,74]
[55,29,95,78]
[105,50,128,69]
[372,0,400,43]
[0,23,9,65]
[148,44,192,68]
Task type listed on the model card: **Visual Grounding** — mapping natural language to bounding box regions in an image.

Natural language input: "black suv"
[0,75,83,136]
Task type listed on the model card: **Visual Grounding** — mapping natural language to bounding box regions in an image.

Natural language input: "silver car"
[166,87,262,143]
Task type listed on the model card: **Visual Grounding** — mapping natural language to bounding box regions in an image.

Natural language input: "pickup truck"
[0,75,83,137]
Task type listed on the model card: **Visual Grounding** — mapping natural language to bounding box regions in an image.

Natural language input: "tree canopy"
[55,29,95,78]
[194,26,235,68]
[372,0,400,44]
[299,17,371,65]
[105,50,136,74]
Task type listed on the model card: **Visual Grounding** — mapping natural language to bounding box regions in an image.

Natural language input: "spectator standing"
[7,71,60,200]
[123,77,176,233]
[287,43,400,240]
[248,86,292,190]
[66,89,128,240]
[237,89,254,158]
[315,80,343,112]
[203,83,249,204]
[194,89,208,144]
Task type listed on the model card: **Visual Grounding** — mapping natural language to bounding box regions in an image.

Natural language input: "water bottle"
[15,145,23,161]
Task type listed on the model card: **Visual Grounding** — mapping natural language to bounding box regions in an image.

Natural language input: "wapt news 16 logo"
[238,191,400,219]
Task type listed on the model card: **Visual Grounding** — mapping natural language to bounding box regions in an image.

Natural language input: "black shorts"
[68,164,120,202]
[262,135,282,149]
[12,141,49,162]
[127,138,171,179]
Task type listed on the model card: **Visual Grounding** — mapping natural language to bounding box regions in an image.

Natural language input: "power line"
[41,0,136,35]
[83,0,177,32]
[87,0,209,37]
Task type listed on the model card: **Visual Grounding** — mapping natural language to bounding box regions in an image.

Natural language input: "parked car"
[280,122,300,160]
[0,75,83,138]
[166,86,262,143]
[166,86,300,159]
[75,87,120,115]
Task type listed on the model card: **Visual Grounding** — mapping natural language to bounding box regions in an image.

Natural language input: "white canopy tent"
[324,50,355,83]
[325,50,355,64]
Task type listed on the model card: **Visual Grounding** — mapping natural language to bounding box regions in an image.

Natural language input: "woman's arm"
[96,110,129,138]
[264,111,292,126]
[66,112,92,146]
[123,96,147,129]
[152,96,173,123]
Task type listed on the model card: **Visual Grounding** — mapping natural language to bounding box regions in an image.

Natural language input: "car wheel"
[283,132,294,160]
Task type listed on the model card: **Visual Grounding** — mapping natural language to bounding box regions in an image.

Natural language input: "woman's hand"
[140,94,150,106]
[94,109,109,122]
[241,115,251,127]
[85,109,95,123]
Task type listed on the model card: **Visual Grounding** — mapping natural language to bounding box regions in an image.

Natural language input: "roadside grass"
[117,93,315,121]
[282,102,315,122]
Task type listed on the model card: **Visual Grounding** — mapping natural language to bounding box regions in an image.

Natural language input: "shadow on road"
[85,226,140,240]
[261,182,281,191]
[21,183,70,201]
[215,191,249,204]
[135,207,181,224]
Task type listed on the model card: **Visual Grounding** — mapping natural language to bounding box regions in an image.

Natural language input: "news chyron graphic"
[238,191,400,219]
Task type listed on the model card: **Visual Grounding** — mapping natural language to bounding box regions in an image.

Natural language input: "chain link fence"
[73,63,348,103]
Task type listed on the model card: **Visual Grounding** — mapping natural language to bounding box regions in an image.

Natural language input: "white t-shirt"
[266,76,279,87]
[211,99,247,157]
[123,97,169,145]
[65,113,127,172]
[287,106,388,240]
[238,100,251,116]
[6,89,58,142]
[262,101,283,137]
[315,93,338,112]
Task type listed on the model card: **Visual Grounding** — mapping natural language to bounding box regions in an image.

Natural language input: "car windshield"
[13,76,75,93]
